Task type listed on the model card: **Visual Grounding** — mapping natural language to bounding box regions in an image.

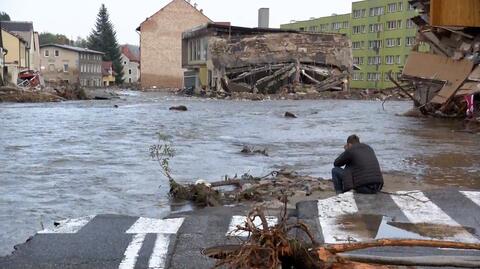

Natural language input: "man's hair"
[347,134,360,144]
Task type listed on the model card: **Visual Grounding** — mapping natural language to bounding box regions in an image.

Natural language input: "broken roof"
[40,44,104,55]
[182,23,343,39]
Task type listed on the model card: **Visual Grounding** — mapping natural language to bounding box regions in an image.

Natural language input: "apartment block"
[281,0,428,89]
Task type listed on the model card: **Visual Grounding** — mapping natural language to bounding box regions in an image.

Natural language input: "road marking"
[119,233,147,269]
[120,217,184,269]
[317,191,360,243]
[226,215,278,237]
[38,215,94,234]
[126,217,184,234]
[391,191,478,243]
[148,234,170,269]
[460,191,480,207]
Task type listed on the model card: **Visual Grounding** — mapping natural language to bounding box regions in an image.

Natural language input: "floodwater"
[0,91,479,255]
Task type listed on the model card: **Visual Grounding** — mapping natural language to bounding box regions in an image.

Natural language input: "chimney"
[258,8,269,28]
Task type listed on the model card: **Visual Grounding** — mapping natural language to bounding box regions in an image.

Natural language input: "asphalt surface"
[0,189,479,269]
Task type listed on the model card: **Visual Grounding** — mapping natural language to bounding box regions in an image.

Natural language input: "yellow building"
[1,28,28,84]
[102,61,116,86]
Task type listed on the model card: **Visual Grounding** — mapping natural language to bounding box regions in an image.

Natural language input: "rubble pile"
[212,32,352,96]
[169,170,332,207]
[394,0,480,122]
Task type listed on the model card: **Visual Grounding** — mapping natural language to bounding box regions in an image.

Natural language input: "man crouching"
[332,134,383,194]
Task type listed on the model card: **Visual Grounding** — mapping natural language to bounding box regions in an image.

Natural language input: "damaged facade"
[181,23,352,95]
[395,0,480,120]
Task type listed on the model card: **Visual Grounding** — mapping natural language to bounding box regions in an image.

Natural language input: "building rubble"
[182,24,353,98]
[393,0,480,122]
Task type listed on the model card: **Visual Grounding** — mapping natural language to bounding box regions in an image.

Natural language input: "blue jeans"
[331,167,345,194]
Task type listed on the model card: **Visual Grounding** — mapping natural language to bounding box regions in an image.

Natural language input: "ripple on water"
[0,95,479,256]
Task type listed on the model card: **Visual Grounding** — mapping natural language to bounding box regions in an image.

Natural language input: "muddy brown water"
[0,91,479,256]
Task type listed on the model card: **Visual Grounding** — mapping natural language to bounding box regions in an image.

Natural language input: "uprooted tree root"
[204,197,480,269]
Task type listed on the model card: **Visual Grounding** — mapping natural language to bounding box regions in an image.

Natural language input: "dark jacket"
[334,143,383,191]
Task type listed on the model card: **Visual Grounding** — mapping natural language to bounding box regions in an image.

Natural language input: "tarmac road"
[1,189,479,269]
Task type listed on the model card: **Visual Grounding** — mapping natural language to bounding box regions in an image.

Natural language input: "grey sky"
[2,0,354,45]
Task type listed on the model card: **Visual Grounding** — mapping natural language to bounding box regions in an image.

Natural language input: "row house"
[1,27,29,84]
[40,44,103,86]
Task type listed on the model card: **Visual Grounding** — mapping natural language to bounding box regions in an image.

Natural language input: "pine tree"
[87,4,124,84]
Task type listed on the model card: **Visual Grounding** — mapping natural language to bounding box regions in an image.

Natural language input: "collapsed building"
[395,0,480,119]
[181,23,352,96]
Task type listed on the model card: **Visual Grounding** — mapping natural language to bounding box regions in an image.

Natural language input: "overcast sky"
[2,0,354,45]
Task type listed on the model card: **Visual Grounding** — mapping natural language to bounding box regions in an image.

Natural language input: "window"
[396,55,401,64]
[406,19,415,28]
[406,37,416,46]
[352,25,366,34]
[320,24,329,31]
[63,64,69,72]
[343,21,349,29]
[44,50,50,57]
[353,72,364,81]
[367,73,381,81]
[369,7,384,16]
[331,22,342,30]
[353,57,364,65]
[54,50,60,57]
[386,20,402,30]
[369,23,383,33]
[123,61,127,65]
[308,26,318,32]
[352,41,363,50]
[369,40,382,49]
[387,3,397,13]
[353,9,366,18]
[398,2,404,11]
[368,56,382,65]
[385,55,395,65]
[128,69,132,75]
[129,78,132,83]
[386,38,401,47]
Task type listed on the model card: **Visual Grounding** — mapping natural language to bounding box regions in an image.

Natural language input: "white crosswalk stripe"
[119,217,184,269]
[390,191,478,243]
[461,191,480,207]
[317,191,480,244]
[317,192,362,243]
[226,215,278,237]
